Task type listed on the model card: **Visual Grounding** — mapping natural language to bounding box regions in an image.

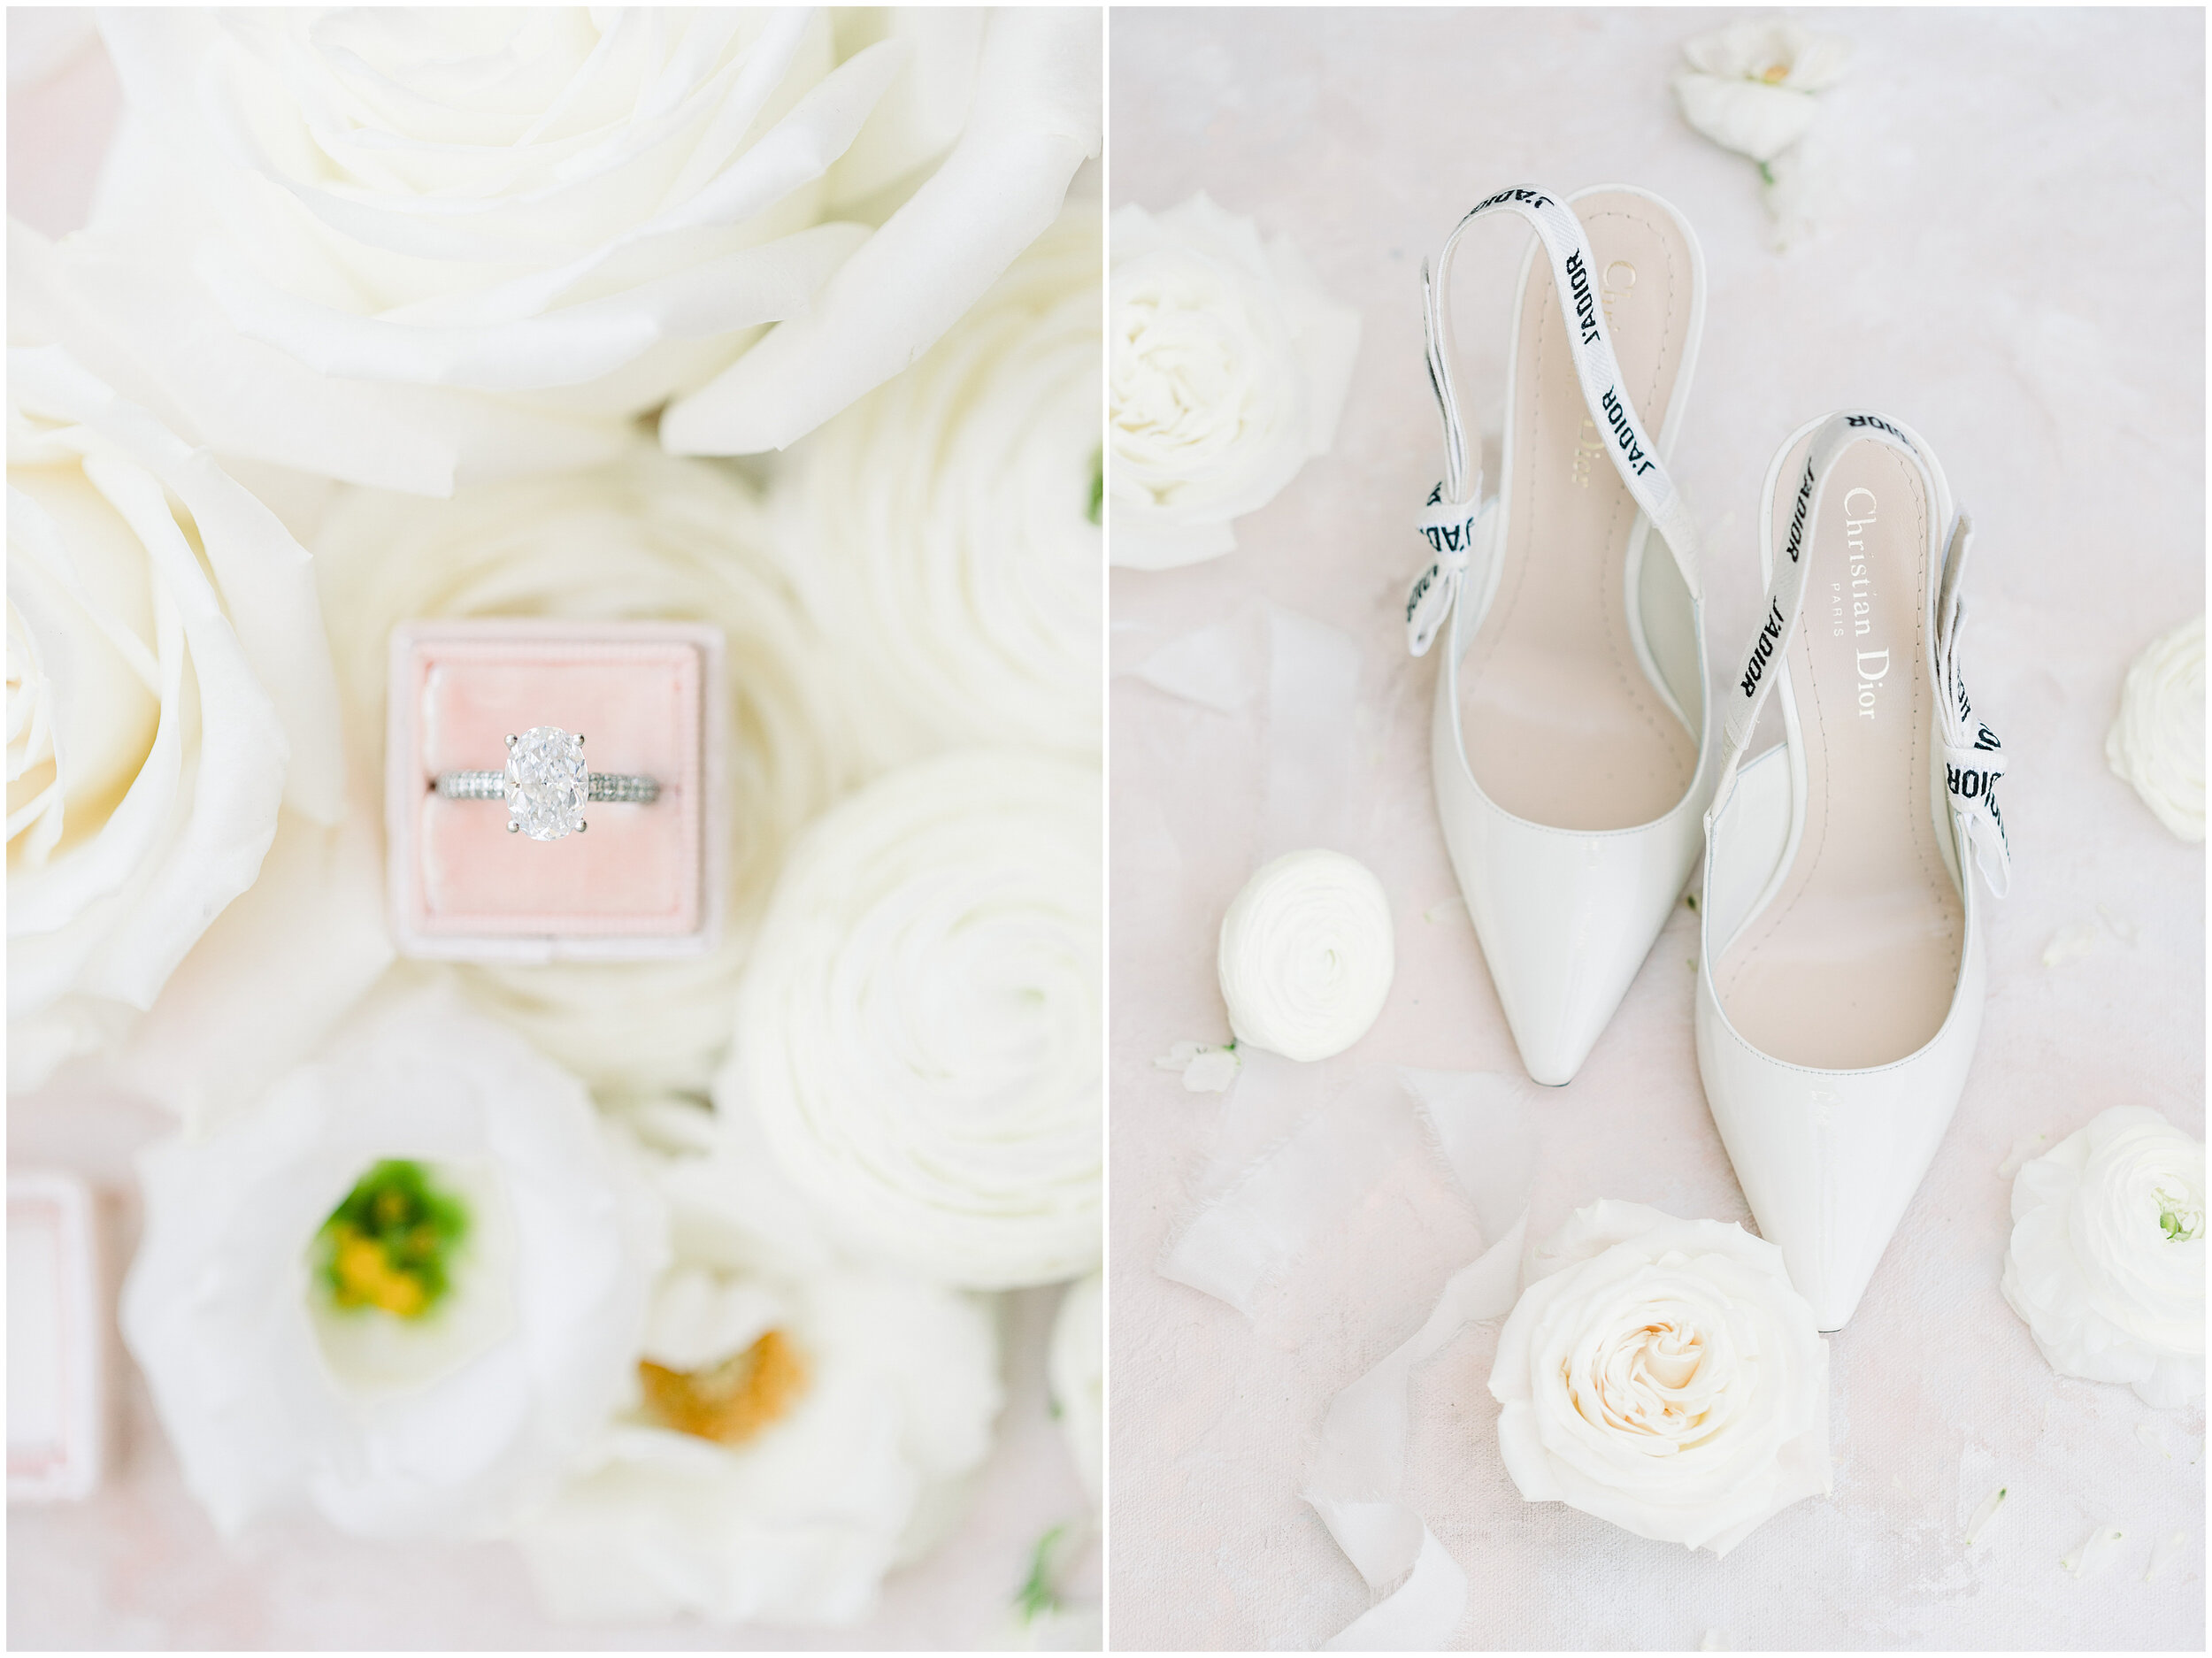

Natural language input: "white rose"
[727,748,1102,1289]
[662,8,1103,457]
[1490,1201,1832,1555]
[2001,1106,2205,1409]
[119,996,665,1541]
[53,9,1098,494]
[1673,20,1852,165]
[782,201,1102,764]
[1217,848,1394,1063]
[7,342,344,1092]
[311,441,864,1103]
[1049,1272,1102,1504]
[1108,193,1360,570]
[515,1102,1002,1627]
[2107,615,2205,842]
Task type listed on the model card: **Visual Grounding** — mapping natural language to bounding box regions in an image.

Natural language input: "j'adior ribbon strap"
[1406,185,1702,657]
[1711,411,2010,897]
[1934,514,2012,896]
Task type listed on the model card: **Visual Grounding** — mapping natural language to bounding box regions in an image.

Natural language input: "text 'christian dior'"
[1840,487,1887,719]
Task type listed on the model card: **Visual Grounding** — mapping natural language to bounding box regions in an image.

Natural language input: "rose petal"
[662,8,1102,456]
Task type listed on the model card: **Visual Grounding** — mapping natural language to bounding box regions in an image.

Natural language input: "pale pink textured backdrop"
[1110,7,2204,1650]
[7,25,1095,1650]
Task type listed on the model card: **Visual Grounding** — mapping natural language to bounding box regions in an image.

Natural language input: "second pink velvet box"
[386,619,725,962]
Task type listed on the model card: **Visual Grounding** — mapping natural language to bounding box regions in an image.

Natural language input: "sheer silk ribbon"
[1160,1066,1534,1649]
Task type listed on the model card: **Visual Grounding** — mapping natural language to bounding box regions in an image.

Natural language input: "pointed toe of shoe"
[1750,1214,1886,1333]
[1490,966,1609,1086]
[1694,963,1985,1336]
[1515,1029,1592,1090]
[1693,1084,1921,1332]
[1454,830,1698,1088]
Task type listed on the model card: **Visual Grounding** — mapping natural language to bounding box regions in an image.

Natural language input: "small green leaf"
[1016,1524,1066,1623]
[1087,450,1103,526]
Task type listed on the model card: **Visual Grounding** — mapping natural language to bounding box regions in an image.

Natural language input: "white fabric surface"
[1110,8,2204,1649]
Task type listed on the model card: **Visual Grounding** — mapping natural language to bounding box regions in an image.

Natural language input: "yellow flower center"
[1759,63,1791,85]
[313,1159,468,1321]
[327,1223,431,1316]
[639,1329,810,1447]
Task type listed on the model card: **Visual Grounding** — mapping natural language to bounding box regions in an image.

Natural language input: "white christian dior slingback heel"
[1696,411,2009,1332]
[1407,184,1715,1086]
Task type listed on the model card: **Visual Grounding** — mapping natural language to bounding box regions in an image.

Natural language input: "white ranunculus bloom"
[7,342,344,1092]
[1673,20,1852,165]
[2107,615,2205,842]
[726,748,1102,1289]
[515,1100,1002,1626]
[53,9,1097,495]
[1217,848,1394,1063]
[783,201,1101,764]
[312,441,864,1103]
[1109,193,1360,571]
[119,996,665,1541]
[2001,1106,2205,1409]
[1048,1273,1102,1504]
[1490,1201,1832,1555]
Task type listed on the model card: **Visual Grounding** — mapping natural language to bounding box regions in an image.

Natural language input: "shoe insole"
[1715,435,1963,1070]
[1456,191,1699,832]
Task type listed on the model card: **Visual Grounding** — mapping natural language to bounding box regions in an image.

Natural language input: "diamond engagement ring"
[434,725,660,841]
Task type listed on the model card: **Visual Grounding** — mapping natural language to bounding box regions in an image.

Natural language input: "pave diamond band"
[433,725,661,841]
[435,771,659,803]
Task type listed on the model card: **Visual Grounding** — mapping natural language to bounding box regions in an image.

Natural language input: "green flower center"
[314,1160,469,1319]
[1087,448,1104,526]
[2156,1182,2204,1242]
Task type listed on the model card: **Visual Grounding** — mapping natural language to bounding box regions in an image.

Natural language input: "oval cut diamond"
[504,725,587,841]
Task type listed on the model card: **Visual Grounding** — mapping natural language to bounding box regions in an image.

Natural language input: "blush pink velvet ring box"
[387,619,725,961]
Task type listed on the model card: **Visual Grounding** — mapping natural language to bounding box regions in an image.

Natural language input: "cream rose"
[8,342,344,1092]
[727,748,1102,1289]
[311,441,864,1103]
[1109,193,1360,570]
[1490,1201,1832,1555]
[2107,615,2205,842]
[781,201,1101,764]
[1049,1272,1102,1504]
[1217,848,1394,1063]
[1673,20,1852,165]
[119,996,665,1541]
[54,9,1098,493]
[2001,1106,2205,1409]
[514,1100,1002,1626]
